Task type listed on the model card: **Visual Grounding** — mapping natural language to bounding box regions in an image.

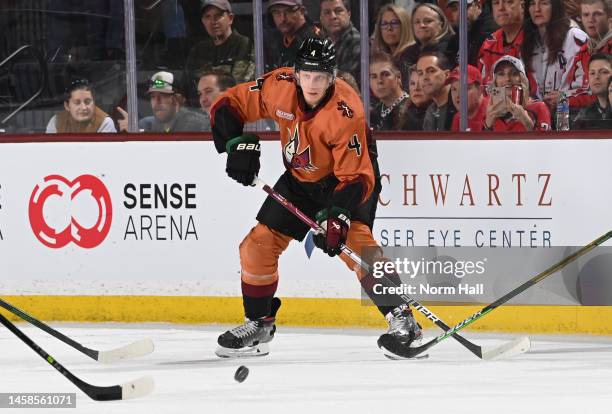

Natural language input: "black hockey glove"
[313,207,351,257]
[225,135,261,186]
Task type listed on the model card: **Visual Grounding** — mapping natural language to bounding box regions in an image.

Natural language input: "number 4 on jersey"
[348,134,362,156]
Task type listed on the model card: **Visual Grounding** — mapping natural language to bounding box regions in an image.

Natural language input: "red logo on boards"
[29,174,112,248]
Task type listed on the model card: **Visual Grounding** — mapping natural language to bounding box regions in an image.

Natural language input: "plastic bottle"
[556,92,570,131]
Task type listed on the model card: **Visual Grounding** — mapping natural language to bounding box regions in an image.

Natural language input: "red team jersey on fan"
[490,101,551,131]
[478,29,525,87]
[211,67,375,203]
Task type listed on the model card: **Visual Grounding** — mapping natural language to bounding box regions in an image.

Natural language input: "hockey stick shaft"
[0,297,97,359]
[253,178,485,357]
[438,230,612,340]
[0,297,154,363]
[407,230,612,357]
[0,312,121,400]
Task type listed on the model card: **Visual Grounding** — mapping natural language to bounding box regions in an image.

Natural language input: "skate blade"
[380,345,429,360]
[215,343,270,359]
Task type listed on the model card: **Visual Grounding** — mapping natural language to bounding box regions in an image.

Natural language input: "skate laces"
[386,305,418,336]
[228,320,261,339]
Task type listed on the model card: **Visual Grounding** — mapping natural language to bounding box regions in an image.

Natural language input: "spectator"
[46,79,116,133]
[580,0,612,54]
[118,71,208,133]
[522,0,589,109]
[397,3,458,89]
[371,4,414,60]
[445,0,499,65]
[197,71,237,131]
[478,0,526,87]
[483,55,552,131]
[405,65,432,130]
[573,53,612,128]
[319,0,361,83]
[449,65,489,131]
[369,52,411,130]
[417,52,458,131]
[185,0,254,102]
[265,0,321,71]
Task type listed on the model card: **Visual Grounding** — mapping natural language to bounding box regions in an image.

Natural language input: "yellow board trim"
[2,296,612,335]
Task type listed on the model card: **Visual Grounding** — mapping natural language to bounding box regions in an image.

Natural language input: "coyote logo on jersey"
[276,72,294,82]
[283,125,317,172]
[337,100,354,118]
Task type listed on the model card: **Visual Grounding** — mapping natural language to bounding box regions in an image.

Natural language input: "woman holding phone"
[483,56,551,131]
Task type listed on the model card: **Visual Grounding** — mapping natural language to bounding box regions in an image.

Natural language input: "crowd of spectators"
[2,0,611,133]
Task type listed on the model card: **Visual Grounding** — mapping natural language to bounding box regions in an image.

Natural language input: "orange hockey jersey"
[211,67,375,204]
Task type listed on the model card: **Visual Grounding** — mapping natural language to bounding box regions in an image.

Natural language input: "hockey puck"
[234,365,249,383]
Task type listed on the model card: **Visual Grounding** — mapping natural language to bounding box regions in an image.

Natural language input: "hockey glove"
[313,207,351,257]
[225,135,261,186]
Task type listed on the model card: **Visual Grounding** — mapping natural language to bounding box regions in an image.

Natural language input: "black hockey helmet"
[294,37,337,75]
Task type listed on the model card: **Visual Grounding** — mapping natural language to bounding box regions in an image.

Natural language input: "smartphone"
[487,86,507,109]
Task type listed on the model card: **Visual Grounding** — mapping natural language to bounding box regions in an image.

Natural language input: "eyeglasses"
[380,19,401,29]
[65,78,90,93]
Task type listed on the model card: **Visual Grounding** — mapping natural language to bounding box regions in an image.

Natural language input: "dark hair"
[589,52,612,68]
[521,0,570,72]
[64,79,94,102]
[580,0,612,16]
[416,51,453,70]
[319,0,351,9]
[198,70,237,91]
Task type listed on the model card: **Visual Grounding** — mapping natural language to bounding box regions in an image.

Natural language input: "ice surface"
[2,323,612,413]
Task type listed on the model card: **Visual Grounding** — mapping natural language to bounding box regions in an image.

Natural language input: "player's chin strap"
[250,177,532,360]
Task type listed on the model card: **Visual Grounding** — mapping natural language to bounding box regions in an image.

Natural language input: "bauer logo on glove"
[225,135,261,186]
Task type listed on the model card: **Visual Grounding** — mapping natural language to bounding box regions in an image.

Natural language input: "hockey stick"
[252,177,528,360]
[0,298,154,363]
[383,230,612,359]
[0,313,153,401]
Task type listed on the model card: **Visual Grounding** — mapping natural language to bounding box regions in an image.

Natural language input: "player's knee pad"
[339,221,381,280]
[239,224,290,285]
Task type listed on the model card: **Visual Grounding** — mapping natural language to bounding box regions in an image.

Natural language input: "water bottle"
[556,92,570,131]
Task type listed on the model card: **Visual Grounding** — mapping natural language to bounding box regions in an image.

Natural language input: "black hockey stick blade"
[0,297,154,363]
[0,313,154,401]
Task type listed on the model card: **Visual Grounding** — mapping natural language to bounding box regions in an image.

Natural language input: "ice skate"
[215,298,280,358]
[377,304,428,360]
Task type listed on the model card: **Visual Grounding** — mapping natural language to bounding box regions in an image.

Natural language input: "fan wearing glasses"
[266,0,322,71]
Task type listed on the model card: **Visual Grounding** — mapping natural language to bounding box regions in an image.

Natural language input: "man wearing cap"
[483,55,551,131]
[319,0,361,85]
[122,71,208,133]
[449,64,489,131]
[477,0,525,87]
[265,0,321,71]
[417,52,457,131]
[185,0,254,103]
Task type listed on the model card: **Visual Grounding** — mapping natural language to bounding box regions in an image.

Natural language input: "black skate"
[377,304,428,360]
[215,298,281,358]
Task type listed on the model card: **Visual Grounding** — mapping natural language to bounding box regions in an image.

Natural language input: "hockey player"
[210,38,422,359]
